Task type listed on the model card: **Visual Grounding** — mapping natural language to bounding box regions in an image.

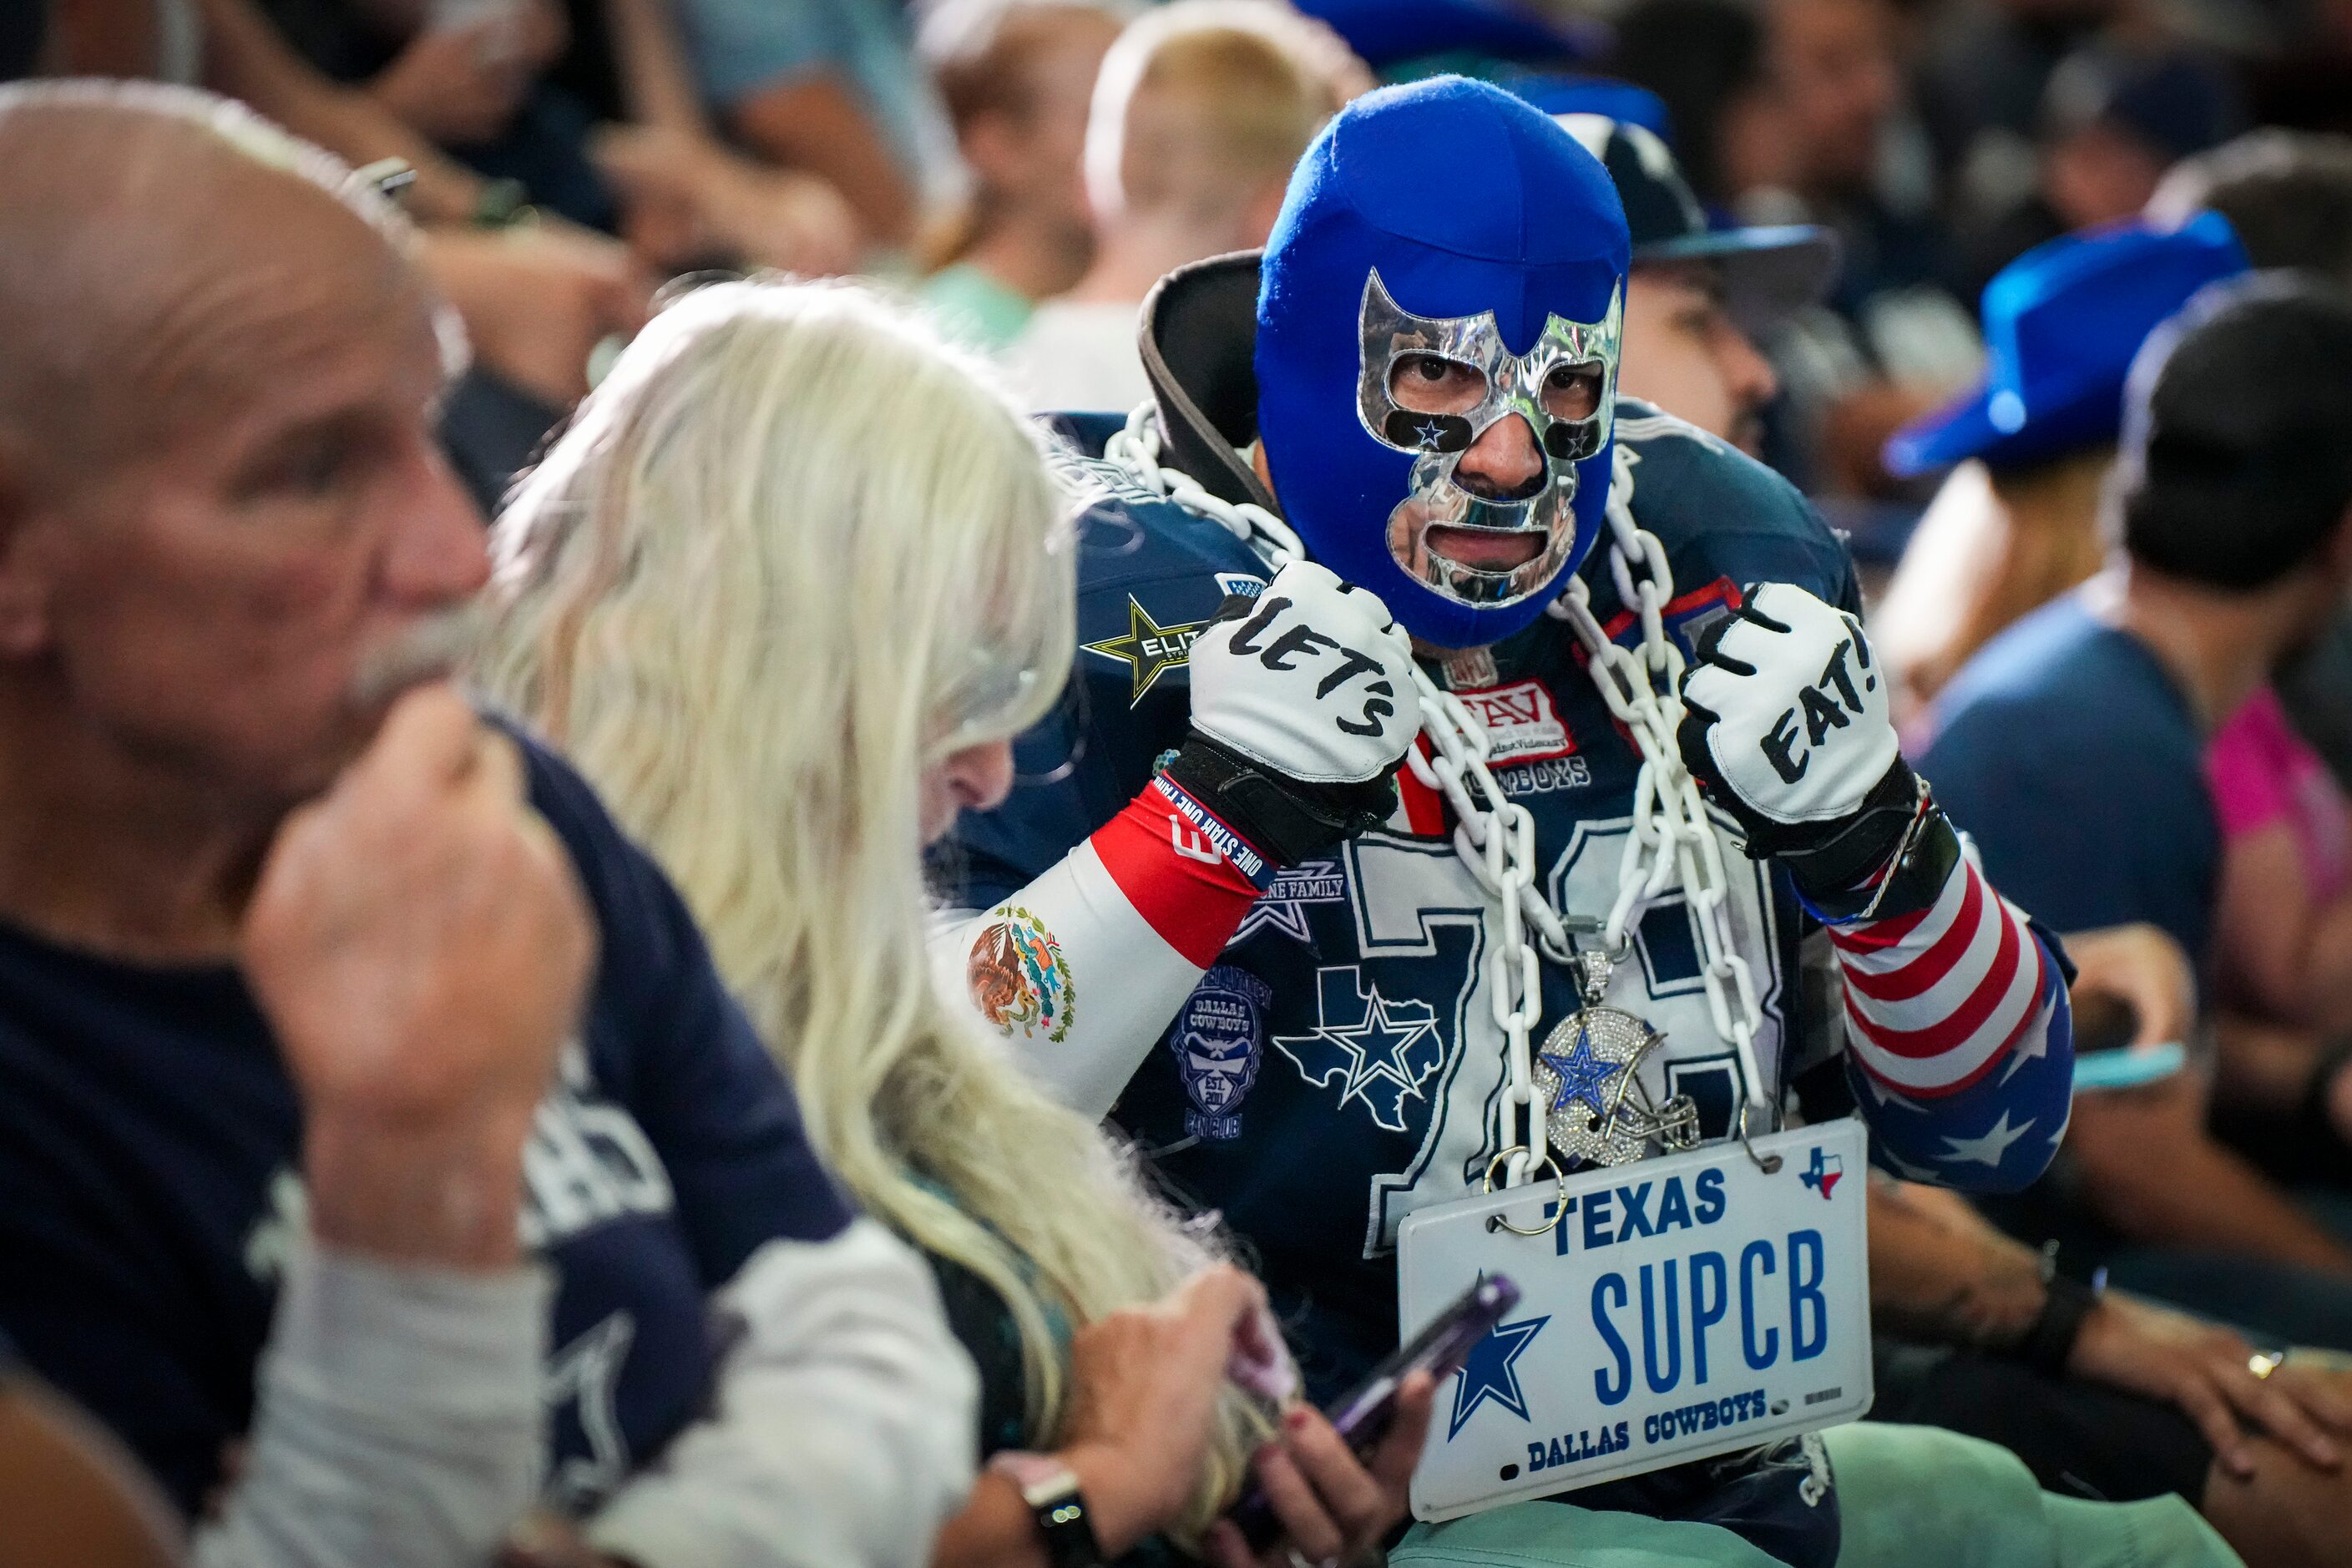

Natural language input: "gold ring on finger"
[2249,1351,2285,1381]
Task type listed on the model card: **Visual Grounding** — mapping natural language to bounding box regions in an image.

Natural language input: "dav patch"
[1171,965,1272,1141]
[1453,679,1577,766]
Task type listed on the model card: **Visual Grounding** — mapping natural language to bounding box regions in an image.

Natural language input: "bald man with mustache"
[0,81,974,1568]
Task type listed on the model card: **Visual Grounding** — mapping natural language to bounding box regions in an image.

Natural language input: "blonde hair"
[474,279,1262,1533]
[1085,0,1363,225]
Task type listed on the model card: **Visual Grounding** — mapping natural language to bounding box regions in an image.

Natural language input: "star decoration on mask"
[1540,1026,1621,1120]
[1081,595,1210,706]
[1412,417,1452,451]
[1449,1307,1550,1439]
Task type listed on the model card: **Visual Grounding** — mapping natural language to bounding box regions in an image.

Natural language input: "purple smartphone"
[1225,1274,1521,1550]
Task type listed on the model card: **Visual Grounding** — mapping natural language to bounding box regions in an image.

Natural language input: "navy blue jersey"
[945,403,1865,1394]
[0,729,851,1516]
[1917,593,2218,965]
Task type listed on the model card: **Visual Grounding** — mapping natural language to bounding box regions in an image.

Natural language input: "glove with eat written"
[1161,559,1420,866]
[1677,582,1954,916]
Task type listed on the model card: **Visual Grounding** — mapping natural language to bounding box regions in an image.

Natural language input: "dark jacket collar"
[1136,250,1283,514]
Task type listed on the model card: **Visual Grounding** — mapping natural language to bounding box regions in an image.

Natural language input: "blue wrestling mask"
[1255,78,1631,650]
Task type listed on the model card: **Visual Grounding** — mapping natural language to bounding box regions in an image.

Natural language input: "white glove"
[1678,582,1899,845]
[1186,559,1419,785]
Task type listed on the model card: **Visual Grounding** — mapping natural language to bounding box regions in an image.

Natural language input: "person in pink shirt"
[2207,684,2352,1026]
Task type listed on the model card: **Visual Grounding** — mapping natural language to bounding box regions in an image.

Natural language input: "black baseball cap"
[2118,272,2352,589]
[1525,82,1839,332]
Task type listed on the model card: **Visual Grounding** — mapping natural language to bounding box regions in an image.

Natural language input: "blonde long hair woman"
[475,279,1300,1566]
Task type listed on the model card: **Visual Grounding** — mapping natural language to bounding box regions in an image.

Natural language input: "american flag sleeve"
[1827,849,2075,1192]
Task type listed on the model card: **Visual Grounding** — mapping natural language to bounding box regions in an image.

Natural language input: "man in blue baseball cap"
[1875,213,2247,714]
[938,76,2077,1565]
[1894,267,2352,1558]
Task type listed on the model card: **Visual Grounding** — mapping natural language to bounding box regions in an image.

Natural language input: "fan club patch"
[1229,857,1348,947]
[1454,679,1577,765]
[967,908,1075,1043]
[1083,595,1210,706]
[1171,966,1272,1141]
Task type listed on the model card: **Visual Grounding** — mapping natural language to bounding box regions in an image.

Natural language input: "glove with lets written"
[1678,582,1951,913]
[1161,559,1420,866]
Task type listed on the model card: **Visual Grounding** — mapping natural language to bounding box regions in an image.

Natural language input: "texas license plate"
[1395,1118,1872,1521]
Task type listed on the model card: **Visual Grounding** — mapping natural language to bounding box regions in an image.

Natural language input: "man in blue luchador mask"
[938,76,2075,1566]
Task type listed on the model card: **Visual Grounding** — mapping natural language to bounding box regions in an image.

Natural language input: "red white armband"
[1086,774,1271,967]
[941,773,1272,1117]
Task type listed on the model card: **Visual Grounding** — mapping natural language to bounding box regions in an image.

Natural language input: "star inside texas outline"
[1274,968,1447,1133]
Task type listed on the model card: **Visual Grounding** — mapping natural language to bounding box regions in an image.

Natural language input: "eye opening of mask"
[1388,352,1490,415]
[1541,360,1606,422]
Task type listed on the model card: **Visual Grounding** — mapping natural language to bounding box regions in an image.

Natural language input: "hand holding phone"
[1223,1275,1519,1550]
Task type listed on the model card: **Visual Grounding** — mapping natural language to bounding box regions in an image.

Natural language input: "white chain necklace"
[1100,407,1774,1185]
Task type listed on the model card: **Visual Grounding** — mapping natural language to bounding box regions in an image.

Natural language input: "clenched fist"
[1163,561,1419,866]
[1679,584,1947,913]
[241,685,595,1269]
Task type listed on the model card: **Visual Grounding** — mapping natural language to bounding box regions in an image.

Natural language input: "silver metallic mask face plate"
[1355,270,1622,612]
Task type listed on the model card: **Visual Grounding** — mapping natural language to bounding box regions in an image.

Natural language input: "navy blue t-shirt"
[0,730,852,1516]
[1915,593,2218,964]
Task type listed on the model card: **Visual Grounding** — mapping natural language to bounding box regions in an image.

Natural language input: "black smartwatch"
[2016,1242,2105,1378]
[990,1452,1106,1568]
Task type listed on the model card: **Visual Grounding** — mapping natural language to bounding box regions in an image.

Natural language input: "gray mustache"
[350,603,488,708]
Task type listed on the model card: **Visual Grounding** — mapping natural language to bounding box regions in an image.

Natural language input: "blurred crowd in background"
[18,0,2352,532]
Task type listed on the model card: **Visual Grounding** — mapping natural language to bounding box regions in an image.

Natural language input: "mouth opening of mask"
[1425,524,1549,574]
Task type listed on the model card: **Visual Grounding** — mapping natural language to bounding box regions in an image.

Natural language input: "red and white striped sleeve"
[931,773,1269,1116]
[1828,851,2055,1099]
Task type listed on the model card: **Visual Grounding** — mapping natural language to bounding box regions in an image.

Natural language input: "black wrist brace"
[1160,733,1399,869]
[1737,761,1960,923]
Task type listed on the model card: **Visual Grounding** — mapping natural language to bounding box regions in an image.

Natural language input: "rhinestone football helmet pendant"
[1530,951,1701,1166]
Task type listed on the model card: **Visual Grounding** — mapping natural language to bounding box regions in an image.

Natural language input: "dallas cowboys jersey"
[941,402,2068,1397]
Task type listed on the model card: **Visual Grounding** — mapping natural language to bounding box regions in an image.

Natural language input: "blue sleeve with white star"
[1848,929,2073,1192]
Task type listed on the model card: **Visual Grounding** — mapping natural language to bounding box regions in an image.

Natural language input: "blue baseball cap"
[1288,0,1595,71]
[1884,212,2249,478]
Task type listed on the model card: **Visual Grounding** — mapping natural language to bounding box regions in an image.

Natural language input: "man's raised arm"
[935,560,1419,1115]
